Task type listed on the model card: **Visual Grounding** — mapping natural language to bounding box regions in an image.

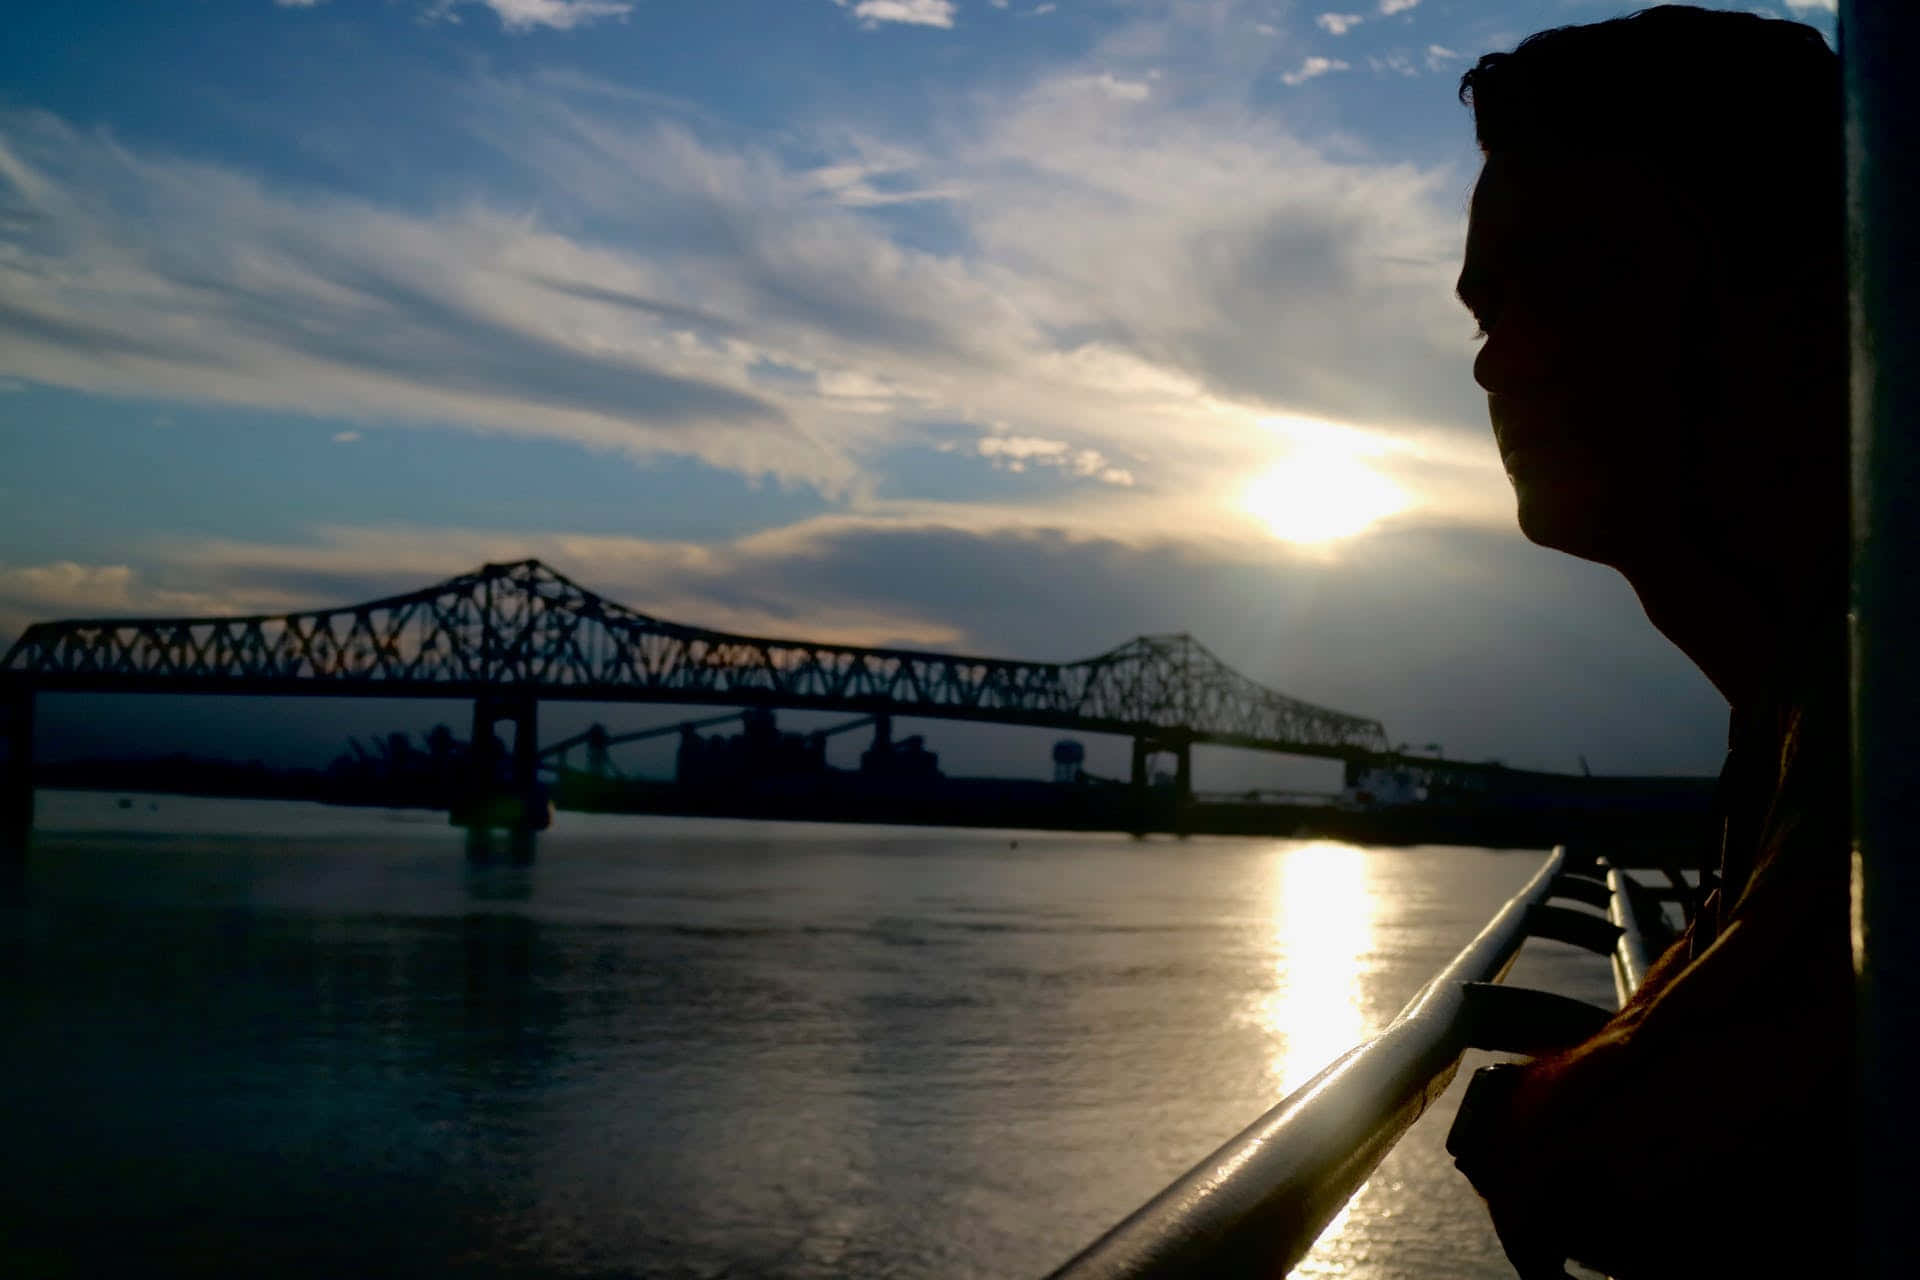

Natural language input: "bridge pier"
[1173,739,1193,837]
[453,693,547,832]
[1,684,32,852]
[1129,735,1194,835]
[1130,737,1150,835]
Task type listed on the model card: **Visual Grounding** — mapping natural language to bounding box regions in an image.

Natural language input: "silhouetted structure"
[0,559,1390,833]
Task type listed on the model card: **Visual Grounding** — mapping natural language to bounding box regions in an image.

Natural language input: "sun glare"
[1242,451,1406,545]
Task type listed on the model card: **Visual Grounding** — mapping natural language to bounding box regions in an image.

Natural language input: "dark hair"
[1459,5,1840,282]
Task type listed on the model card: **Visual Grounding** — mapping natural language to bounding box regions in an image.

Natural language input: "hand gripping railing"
[1043,846,1666,1279]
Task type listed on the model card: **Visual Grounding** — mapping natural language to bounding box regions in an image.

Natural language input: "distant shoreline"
[29,760,1715,863]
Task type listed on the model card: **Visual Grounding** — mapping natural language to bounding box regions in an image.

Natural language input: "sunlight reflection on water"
[1256,840,1378,1276]
[1262,840,1377,1096]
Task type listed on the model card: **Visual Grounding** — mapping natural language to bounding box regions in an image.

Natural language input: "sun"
[1242,450,1406,545]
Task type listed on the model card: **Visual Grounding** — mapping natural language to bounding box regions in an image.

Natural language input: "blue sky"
[0,0,1837,778]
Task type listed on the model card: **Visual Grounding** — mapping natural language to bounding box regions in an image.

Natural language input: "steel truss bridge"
[0,559,1391,826]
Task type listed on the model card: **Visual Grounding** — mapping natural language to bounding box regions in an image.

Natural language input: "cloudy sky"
[0,0,1836,781]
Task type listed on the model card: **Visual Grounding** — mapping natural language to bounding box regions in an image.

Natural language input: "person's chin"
[1512,485,1617,564]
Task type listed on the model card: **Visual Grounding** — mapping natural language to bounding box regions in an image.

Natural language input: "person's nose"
[1472,337,1504,395]
[1472,309,1548,397]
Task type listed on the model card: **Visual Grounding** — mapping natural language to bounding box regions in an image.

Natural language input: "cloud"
[1379,0,1420,14]
[972,434,1135,485]
[431,0,634,30]
[0,110,926,490]
[1066,73,1153,102]
[273,0,326,8]
[0,561,247,632]
[1280,56,1351,86]
[1782,0,1835,9]
[332,430,362,443]
[1316,12,1364,35]
[0,33,1494,546]
[975,434,1069,461]
[804,161,964,206]
[1426,43,1459,71]
[835,0,957,28]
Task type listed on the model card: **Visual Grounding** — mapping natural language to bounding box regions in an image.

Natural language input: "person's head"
[1456,5,1842,588]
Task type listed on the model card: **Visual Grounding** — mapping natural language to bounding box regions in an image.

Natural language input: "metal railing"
[1043,846,1669,1279]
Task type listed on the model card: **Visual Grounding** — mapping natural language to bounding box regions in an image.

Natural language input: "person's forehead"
[1460,153,1693,291]
[1472,153,1657,240]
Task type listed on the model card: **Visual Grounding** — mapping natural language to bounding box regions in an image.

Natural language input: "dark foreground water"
[0,794,1614,1278]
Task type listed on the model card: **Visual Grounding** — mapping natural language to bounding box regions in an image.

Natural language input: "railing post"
[1842,3,1919,1277]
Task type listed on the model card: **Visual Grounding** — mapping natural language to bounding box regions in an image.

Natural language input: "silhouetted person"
[1444,8,1850,1278]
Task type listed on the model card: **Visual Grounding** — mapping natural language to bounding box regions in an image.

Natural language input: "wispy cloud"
[1280,56,1351,86]
[835,0,956,29]
[0,561,245,626]
[1316,12,1364,36]
[431,0,634,30]
[971,434,1135,485]
[1379,0,1420,14]
[0,27,1491,542]
[1066,72,1153,102]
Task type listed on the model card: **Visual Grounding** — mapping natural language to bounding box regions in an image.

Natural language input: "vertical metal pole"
[1843,2,1918,1276]
[0,683,34,850]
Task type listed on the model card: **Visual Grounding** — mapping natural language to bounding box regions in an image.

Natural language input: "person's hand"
[1446,1062,1578,1280]
[1482,1185,1575,1280]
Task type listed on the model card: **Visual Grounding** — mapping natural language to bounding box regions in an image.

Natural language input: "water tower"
[1052,739,1086,784]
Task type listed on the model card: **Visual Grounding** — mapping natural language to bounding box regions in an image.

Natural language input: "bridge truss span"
[0,559,1390,759]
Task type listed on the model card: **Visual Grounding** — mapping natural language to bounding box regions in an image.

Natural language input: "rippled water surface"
[0,794,1614,1277]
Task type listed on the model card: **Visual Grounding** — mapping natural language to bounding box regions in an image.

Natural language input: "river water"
[0,793,1614,1278]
